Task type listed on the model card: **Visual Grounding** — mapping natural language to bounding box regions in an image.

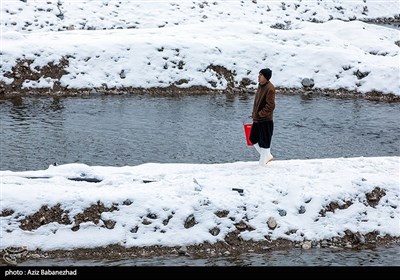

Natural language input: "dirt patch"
[1,58,399,102]
[277,87,400,102]
[365,187,386,207]
[19,204,71,231]
[72,201,119,231]
[1,58,69,95]
[0,209,14,217]
[1,234,399,266]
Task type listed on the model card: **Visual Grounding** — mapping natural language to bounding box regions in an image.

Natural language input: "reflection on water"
[17,244,400,266]
[1,93,399,266]
[0,94,399,171]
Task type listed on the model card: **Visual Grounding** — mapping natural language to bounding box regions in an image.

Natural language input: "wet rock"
[89,88,99,96]
[354,232,365,244]
[302,241,312,249]
[3,254,17,266]
[178,246,188,256]
[320,240,329,247]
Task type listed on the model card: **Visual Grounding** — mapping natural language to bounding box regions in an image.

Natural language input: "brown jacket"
[252,81,275,122]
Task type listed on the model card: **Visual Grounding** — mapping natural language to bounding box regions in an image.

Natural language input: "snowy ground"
[1,0,399,95]
[1,0,399,265]
[1,156,399,252]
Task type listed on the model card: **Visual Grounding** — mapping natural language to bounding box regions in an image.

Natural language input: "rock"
[120,70,126,79]
[104,219,116,229]
[301,78,315,88]
[209,227,220,236]
[184,214,197,229]
[178,246,188,256]
[267,217,277,229]
[235,221,248,231]
[278,209,287,216]
[302,241,312,249]
[89,88,99,96]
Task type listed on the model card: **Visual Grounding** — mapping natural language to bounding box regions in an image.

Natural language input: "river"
[0,94,398,171]
[0,92,399,266]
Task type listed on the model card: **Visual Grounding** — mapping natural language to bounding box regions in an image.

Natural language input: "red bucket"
[243,123,253,146]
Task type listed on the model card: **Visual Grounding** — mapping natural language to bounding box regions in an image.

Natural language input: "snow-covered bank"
[1,156,399,253]
[1,1,399,97]
[3,0,399,34]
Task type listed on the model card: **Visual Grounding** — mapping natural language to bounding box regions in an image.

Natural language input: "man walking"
[249,68,276,166]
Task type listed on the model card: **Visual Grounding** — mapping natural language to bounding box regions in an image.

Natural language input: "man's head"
[259,68,272,81]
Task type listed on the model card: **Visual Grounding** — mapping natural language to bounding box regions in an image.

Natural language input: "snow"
[1,0,399,95]
[1,157,399,250]
[0,1,399,251]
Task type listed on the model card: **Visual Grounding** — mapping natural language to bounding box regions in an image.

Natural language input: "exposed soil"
[0,59,399,102]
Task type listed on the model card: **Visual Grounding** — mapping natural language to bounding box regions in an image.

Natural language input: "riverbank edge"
[1,86,399,102]
[2,235,399,266]
[1,17,399,103]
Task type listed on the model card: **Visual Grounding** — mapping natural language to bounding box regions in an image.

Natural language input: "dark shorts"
[249,120,274,148]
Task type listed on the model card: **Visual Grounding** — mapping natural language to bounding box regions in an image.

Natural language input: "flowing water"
[0,94,398,171]
[16,244,400,266]
[1,93,399,266]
